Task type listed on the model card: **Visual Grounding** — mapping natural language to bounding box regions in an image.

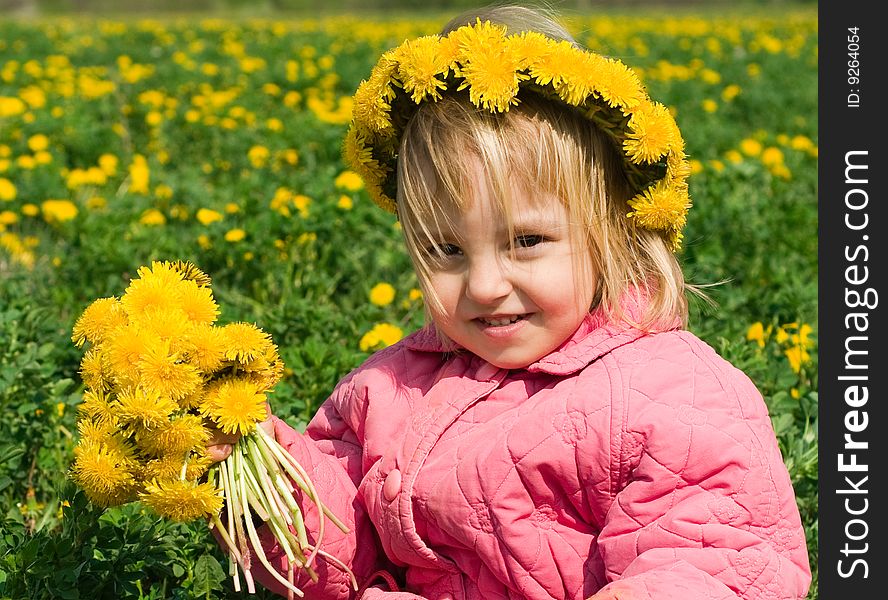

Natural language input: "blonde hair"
[396,4,690,331]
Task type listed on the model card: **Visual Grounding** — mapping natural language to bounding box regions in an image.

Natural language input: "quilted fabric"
[240,302,811,600]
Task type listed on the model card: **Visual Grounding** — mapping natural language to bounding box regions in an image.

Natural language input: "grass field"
[0,7,817,599]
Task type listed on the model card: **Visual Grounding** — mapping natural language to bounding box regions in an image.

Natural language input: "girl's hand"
[207,402,275,463]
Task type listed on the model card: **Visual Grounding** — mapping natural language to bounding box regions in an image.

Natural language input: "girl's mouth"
[477,314,528,327]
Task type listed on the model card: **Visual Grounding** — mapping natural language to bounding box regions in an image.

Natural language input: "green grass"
[0,8,817,599]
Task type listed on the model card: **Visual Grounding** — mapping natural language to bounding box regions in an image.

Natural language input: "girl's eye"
[427,243,462,258]
[514,234,544,248]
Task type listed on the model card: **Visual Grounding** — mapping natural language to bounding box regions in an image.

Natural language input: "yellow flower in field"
[98,153,118,176]
[146,111,162,126]
[0,177,15,201]
[27,133,49,152]
[140,209,166,226]
[224,228,246,242]
[724,150,743,165]
[770,164,792,180]
[701,99,718,113]
[72,297,128,347]
[708,159,725,173]
[41,199,78,223]
[369,282,396,306]
[281,149,299,165]
[746,322,767,348]
[139,478,223,522]
[409,288,423,302]
[689,159,704,175]
[0,210,17,225]
[739,138,763,157]
[16,156,36,170]
[177,281,218,325]
[790,135,814,151]
[761,147,784,167]
[334,170,364,192]
[721,84,741,101]
[114,385,178,429]
[785,346,810,374]
[196,208,223,225]
[0,96,26,117]
[198,234,212,249]
[247,145,270,168]
[337,195,353,210]
[155,184,174,200]
[359,322,403,352]
[200,378,267,436]
[34,151,52,165]
[129,154,150,194]
[224,203,239,214]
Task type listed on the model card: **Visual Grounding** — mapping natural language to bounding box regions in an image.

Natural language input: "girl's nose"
[464,255,512,304]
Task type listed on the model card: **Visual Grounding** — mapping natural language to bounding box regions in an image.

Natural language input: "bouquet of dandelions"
[69,260,356,598]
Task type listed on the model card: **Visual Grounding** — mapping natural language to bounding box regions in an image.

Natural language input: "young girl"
[210,5,811,599]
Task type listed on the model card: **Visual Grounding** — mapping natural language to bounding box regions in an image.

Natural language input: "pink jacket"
[246,304,811,600]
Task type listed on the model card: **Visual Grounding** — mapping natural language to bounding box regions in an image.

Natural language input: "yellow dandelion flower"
[80,347,113,392]
[183,324,226,373]
[113,386,178,429]
[139,478,223,522]
[224,228,246,242]
[142,454,184,481]
[761,147,784,167]
[785,346,809,374]
[176,280,219,325]
[77,389,117,426]
[70,441,137,508]
[196,208,223,226]
[394,35,452,103]
[169,261,212,287]
[220,322,273,363]
[41,199,78,223]
[105,326,151,386]
[0,177,16,201]
[200,378,267,435]
[72,297,127,347]
[351,74,396,135]
[137,339,201,401]
[369,282,396,306]
[76,416,117,444]
[627,181,690,239]
[184,451,214,480]
[359,322,404,352]
[121,263,186,320]
[334,170,364,192]
[129,154,150,195]
[136,413,208,456]
[455,31,527,113]
[553,50,604,107]
[739,138,763,157]
[746,322,767,348]
[595,58,644,110]
[623,102,675,164]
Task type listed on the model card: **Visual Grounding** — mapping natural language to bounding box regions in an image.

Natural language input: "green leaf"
[191,553,224,599]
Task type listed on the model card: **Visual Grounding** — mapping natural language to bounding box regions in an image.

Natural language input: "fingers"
[207,443,233,463]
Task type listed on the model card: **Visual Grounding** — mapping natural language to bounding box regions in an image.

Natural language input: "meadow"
[0,7,818,599]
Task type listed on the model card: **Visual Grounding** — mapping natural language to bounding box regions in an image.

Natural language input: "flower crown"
[343,19,692,250]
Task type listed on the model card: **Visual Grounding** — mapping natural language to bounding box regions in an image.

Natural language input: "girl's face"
[424,166,597,369]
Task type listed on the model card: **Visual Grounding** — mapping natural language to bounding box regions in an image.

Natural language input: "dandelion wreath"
[69,260,355,597]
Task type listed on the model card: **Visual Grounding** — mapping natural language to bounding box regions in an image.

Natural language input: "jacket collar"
[403,293,682,376]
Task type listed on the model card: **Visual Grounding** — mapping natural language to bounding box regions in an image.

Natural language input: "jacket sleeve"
[592,335,811,600]
[226,375,416,600]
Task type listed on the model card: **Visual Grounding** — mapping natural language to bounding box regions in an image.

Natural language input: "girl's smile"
[426,164,597,369]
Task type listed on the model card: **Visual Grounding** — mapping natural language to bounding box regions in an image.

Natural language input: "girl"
[210,5,811,599]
